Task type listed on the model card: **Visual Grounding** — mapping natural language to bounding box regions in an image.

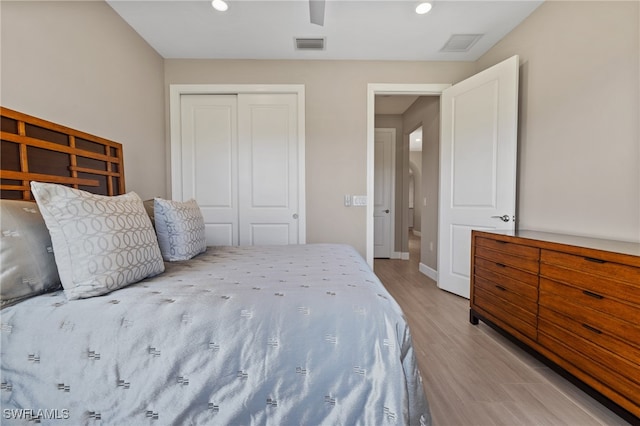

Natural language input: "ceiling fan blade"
[309,0,325,26]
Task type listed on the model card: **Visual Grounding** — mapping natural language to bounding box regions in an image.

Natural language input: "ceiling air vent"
[295,37,326,51]
[440,34,483,52]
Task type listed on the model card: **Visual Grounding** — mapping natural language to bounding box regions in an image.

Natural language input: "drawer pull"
[495,285,507,292]
[582,290,604,300]
[495,263,507,268]
[582,324,602,335]
[584,257,606,264]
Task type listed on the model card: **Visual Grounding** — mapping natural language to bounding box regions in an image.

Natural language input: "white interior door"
[438,55,519,298]
[180,94,238,246]
[374,128,395,258]
[238,94,299,245]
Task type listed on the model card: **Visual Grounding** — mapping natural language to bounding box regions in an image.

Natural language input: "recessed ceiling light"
[212,0,228,12]
[415,2,432,15]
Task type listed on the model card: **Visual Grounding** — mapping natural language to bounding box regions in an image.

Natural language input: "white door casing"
[438,55,520,298]
[366,84,451,267]
[238,93,299,245]
[171,85,306,246]
[374,128,395,258]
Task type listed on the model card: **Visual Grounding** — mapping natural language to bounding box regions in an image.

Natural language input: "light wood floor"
[374,234,632,426]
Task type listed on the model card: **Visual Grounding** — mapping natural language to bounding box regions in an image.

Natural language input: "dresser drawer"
[540,262,640,307]
[474,284,537,340]
[474,262,538,300]
[474,275,538,314]
[541,250,640,287]
[475,246,539,274]
[539,307,640,367]
[539,284,640,347]
[474,257,538,289]
[539,319,640,399]
[476,237,540,260]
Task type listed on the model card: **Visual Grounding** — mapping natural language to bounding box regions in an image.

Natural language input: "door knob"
[384,209,390,214]
[491,214,511,222]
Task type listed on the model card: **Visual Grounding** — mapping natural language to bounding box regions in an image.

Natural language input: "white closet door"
[238,94,299,245]
[180,94,239,246]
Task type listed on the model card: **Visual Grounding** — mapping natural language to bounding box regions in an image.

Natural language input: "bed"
[0,107,431,425]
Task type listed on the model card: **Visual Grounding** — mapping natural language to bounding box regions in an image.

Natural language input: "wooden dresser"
[470,230,640,421]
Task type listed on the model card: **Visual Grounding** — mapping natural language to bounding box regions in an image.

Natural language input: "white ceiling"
[107,0,543,61]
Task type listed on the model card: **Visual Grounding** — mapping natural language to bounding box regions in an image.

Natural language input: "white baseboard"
[391,252,410,260]
[419,262,438,282]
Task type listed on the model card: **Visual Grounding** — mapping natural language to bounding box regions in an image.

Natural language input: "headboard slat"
[2,185,29,192]
[1,132,122,164]
[1,170,99,187]
[1,107,125,200]
[68,166,122,177]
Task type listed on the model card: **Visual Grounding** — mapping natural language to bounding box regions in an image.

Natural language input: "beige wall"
[5,0,635,261]
[0,1,165,200]
[165,60,475,255]
[477,1,640,242]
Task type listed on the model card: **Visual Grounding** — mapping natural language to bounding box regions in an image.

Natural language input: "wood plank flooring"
[374,234,632,426]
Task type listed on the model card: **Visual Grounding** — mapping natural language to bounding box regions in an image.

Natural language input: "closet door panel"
[238,94,299,245]
[180,94,239,246]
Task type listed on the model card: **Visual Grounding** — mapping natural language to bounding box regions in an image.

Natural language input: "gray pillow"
[30,182,165,300]
[154,198,207,261]
[143,199,156,227]
[0,199,61,307]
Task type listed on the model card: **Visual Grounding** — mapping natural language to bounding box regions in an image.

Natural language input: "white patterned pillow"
[154,198,206,261]
[30,182,165,300]
[0,199,61,307]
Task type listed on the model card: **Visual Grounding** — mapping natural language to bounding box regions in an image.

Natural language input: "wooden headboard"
[0,107,126,200]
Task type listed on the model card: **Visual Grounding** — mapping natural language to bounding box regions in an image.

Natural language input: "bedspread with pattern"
[1,244,431,425]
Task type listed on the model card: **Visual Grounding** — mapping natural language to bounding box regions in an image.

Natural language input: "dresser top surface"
[477,230,640,258]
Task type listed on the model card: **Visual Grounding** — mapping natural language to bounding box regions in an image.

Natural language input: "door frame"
[366,84,450,267]
[169,84,306,244]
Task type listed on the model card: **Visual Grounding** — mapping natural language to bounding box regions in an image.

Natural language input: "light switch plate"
[352,195,367,206]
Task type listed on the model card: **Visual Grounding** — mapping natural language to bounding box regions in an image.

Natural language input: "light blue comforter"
[1,244,430,425]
